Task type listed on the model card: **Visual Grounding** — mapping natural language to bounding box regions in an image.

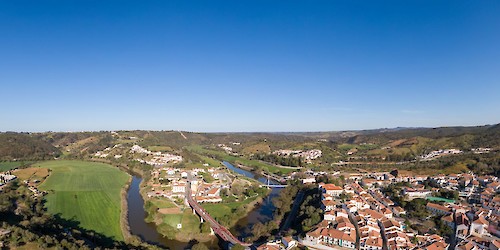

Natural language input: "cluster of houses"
[273,149,323,162]
[419,149,463,161]
[147,166,226,204]
[296,170,500,250]
[217,144,236,155]
[302,183,357,249]
[129,145,183,166]
[23,179,45,198]
[0,172,17,188]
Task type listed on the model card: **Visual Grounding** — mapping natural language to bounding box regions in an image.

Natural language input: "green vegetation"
[0,161,34,172]
[202,196,258,226]
[186,145,296,175]
[37,160,129,241]
[0,133,60,161]
[0,179,155,249]
[295,186,322,233]
[247,183,301,242]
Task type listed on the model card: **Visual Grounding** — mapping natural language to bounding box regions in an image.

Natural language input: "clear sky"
[1,1,499,132]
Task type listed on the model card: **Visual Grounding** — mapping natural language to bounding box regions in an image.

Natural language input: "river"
[127,162,282,248]
[222,162,282,240]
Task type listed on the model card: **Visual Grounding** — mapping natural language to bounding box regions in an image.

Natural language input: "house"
[455,212,470,239]
[358,209,384,222]
[490,240,500,250]
[360,224,383,250]
[321,200,337,211]
[381,207,393,219]
[172,182,186,193]
[426,202,452,216]
[321,183,344,197]
[403,188,432,200]
[383,219,403,234]
[392,206,406,216]
[305,227,322,245]
[181,172,188,178]
[206,187,220,197]
[469,216,489,237]
[256,242,281,250]
[361,237,383,250]
[302,177,316,184]
[282,236,297,250]
[386,231,413,250]
[321,228,356,249]
[441,213,455,228]
[426,240,449,250]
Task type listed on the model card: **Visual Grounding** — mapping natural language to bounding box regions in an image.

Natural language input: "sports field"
[37,160,129,241]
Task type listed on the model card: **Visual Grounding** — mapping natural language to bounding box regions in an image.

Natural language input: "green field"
[37,160,129,241]
[186,145,296,174]
[0,161,34,172]
[201,195,260,225]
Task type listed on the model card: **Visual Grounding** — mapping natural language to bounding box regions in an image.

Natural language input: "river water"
[127,162,282,248]
[222,162,281,240]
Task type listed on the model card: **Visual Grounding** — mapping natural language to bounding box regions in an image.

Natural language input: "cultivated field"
[0,161,34,172]
[37,160,129,241]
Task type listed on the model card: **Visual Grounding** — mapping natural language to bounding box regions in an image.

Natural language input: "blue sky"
[1,1,499,132]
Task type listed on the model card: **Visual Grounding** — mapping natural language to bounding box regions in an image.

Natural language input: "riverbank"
[120,174,143,245]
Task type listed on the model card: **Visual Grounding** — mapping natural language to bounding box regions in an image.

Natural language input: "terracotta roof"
[427,241,448,250]
[364,237,383,247]
[441,213,454,223]
[335,216,350,224]
[492,240,500,248]
[336,222,355,230]
[472,216,489,226]
[322,200,336,207]
[322,228,355,242]
[323,184,343,190]
[306,227,322,238]
[256,243,280,250]
[359,208,384,220]
[207,187,219,195]
[383,219,401,229]
[426,202,452,213]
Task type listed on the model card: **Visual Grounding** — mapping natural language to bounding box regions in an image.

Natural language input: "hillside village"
[258,169,500,250]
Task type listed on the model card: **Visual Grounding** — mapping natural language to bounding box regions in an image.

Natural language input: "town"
[257,170,500,250]
[122,143,500,250]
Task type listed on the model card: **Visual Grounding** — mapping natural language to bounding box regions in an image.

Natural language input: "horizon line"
[1,123,498,134]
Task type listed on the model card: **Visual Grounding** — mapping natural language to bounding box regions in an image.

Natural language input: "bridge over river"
[186,182,251,248]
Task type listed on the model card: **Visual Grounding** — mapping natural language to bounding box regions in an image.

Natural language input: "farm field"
[186,145,296,174]
[0,161,34,172]
[37,160,129,241]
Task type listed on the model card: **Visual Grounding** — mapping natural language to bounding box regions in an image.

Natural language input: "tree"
[232,244,245,250]
[200,222,211,234]
[192,243,209,250]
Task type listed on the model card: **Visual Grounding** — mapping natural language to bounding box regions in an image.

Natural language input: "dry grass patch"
[14,167,49,181]
[158,207,182,214]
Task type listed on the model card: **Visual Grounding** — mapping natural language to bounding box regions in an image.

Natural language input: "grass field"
[201,195,259,222]
[186,145,295,174]
[0,161,34,172]
[37,160,129,241]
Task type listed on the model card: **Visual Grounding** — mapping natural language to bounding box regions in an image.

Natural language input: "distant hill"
[0,132,60,160]
[1,123,498,174]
